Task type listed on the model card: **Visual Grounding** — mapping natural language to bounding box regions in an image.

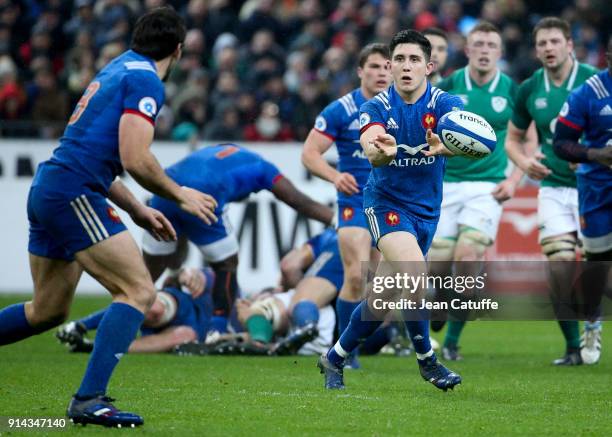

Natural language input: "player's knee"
[172,326,197,345]
[455,228,491,261]
[541,235,577,261]
[428,237,456,262]
[28,304,69,330]
[128,280,156,312]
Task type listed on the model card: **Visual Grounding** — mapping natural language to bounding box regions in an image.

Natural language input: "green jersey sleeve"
[511,78,533,130]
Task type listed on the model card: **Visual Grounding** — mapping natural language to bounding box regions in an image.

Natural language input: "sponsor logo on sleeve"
[138,97,157,117]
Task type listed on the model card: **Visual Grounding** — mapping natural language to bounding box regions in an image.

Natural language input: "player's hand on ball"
[179,186,218,225]
[132,206,177,241]
[179,268,206,297]
[522,152,551,180]
[333,172,359,195]
[423,129,454,157]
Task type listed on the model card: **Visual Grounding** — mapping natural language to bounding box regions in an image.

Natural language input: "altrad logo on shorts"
[342,207,354,221]
[385,212,400,226]
[107,207,122,224]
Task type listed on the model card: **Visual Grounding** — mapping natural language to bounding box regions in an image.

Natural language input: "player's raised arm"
[118,113,218,224]
[302,129,359,195]
[279,243,315,290]
[271,177,334,226]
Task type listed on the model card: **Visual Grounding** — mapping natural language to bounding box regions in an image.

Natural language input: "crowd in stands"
[0,0,610,141]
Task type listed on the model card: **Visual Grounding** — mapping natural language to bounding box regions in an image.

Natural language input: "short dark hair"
[389,29,431,61]
[358,43,390,68]
[131,7,186,61]
[533,17,571,42]
[422,27,447,42]
[468,21,501,37]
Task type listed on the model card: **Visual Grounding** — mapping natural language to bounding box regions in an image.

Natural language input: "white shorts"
[275,290,336,356]
[435,181,503,241]
[142,232,239,263]
[537,186,579,242]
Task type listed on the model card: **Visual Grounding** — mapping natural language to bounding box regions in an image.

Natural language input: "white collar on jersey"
[464,67,501,93]
[543,56,579,93]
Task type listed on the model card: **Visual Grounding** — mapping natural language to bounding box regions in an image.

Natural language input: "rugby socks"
[78,309,107,331]
[245,314,273,343]
[444,320,466,348]
[327,301,382,367]
[404,308,433,358]
[0,303,39,345]
[336,298,360,337]
[292,301,319,327]
[211,269,238,333]
[76,302,144,399]
[558,320,581,350]
[359,325,392,355]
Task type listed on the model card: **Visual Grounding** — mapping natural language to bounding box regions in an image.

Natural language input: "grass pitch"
[0,295,610,436]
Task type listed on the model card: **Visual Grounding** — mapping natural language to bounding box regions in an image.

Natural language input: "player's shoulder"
[329,88,361,117]
[428,85,462,113]
[516,71,540,97]
[118,50,162,87]
[368,88,391,112]
[581,71,610,100]
[577,62,599,79]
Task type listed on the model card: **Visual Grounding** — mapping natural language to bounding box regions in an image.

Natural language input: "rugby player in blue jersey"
[57,268,215,353]
[301,44,391,369]
[553,35,612,364]
[0,8,217,427]
[318,30,463,391]
[141,143,334,335]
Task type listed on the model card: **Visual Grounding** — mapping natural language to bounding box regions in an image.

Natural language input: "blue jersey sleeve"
[359,98,387,134]
[122,70,165,125]
[435,92,464,117]
[314,101,345,140]
[557,86,588,133]
[256,159,283,191]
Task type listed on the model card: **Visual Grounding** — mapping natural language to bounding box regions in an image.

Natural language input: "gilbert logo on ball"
[437,110,496,159]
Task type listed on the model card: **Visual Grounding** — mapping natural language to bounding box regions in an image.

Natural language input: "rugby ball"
[437,110,496,159]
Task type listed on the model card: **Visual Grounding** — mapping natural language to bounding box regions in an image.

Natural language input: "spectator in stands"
[244,100,294,142]
[29,67,68,139]
[202,102,243,141]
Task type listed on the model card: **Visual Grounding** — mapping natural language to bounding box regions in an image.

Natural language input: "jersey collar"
[464,67,501,93]
[543,58,579,93]
[128,49,158,72]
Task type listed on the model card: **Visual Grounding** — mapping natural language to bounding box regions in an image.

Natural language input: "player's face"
[425,35,448,74]
[391,43,434,96]
[358,53,392,96]
[466,31,502,75]
[535,28,573,71]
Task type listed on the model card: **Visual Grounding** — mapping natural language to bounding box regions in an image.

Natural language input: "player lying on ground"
[57,268,215,354]
[0,7,217,428]
[318,30,463,392]
[552,34,612,364]
[142,143,334,336]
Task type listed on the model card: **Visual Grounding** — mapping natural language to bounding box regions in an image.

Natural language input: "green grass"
[0,295,610,436]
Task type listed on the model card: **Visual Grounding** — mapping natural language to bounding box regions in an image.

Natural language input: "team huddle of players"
[0,6,610,428]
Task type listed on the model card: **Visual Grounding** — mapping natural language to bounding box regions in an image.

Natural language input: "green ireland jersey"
[511,61,598,187]
[437,68,517,183]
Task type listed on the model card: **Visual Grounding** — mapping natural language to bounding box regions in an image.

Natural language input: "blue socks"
[211,315,228,333]
[292,301,319,327]
[76,302,144,399]
[327,301,382,367]
[360,325,392,355]
[78,309,107,331]
[0,303,38,345]
[336,298,360,337]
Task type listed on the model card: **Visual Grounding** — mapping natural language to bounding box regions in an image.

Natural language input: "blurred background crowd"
[0,0,611,141]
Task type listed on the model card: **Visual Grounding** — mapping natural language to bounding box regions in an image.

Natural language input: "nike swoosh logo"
[397,144,428,155]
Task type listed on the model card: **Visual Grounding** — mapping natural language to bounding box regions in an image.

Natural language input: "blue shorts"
[363,204,438,256]
[305,249,344,291]
[149,195,229,246]
[578,180,612,253]
[27,164,126,261]
[337,195,368,230]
